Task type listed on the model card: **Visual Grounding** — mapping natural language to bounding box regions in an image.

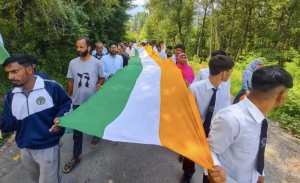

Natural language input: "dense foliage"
[0,0,135,92]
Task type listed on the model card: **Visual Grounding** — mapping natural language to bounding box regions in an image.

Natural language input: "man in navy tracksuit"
[0,54,72,183]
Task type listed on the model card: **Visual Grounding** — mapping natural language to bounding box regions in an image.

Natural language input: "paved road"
[0,133,204,183]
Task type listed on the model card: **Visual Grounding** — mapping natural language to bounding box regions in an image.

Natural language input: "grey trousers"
[21,145,61,183]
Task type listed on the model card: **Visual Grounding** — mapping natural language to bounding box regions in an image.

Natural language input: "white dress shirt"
[156,50,166,59]
[193,68,231,93]
[207,96,266,183]
[189,78,231,124]
[126,47,135,57]
[171,55,177,64]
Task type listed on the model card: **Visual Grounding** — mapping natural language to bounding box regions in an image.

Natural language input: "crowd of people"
[0,37,294,183]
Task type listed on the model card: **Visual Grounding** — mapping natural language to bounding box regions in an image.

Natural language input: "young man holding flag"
[0,54,72,183]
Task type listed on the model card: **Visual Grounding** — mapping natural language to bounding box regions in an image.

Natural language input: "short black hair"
[77,37,92,47]
[211,50,226,57]
[167,52,173,58]
[209,55,234,75]
[156,44,161,48]
[175,44,184,50]
[109,42,118,48]
[167,46,172,50]
[29,55,37,65]
[252,66,293,92]
[3,54,34,68]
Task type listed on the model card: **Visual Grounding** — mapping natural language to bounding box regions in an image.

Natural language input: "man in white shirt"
[180,55,234,183]
[194,50,231,94]
[92,42,107,56]
[172,44,184,64]
[92,42,104,60]
[156,44,166,59]
[126,41,135,57]
[207,66,293,183]
[101,42,124,81]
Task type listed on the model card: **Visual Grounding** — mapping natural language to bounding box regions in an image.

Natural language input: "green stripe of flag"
[0,34,10,64]
[59,50,143,137]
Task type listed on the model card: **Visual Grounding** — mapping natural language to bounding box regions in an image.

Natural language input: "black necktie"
[256,119,268,175]
[203,88,217,137]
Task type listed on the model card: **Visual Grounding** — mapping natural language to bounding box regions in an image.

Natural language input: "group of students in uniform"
[0,38,294,183]
[143,42,293,183]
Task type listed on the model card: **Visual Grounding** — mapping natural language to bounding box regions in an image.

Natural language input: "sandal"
[63,156,82,173]
[90,137,102,149]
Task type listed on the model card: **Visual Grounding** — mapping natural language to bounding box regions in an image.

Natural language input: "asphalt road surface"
[0,133,204,183]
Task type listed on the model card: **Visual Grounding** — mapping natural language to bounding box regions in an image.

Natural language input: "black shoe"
[180,174,191,183]
[179,155,184,163]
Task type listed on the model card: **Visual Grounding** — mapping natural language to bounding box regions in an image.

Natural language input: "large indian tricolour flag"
[0,32,10,64]
[59,45,214,169]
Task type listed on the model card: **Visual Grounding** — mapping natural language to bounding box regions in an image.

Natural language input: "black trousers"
[182,157,210,183]
[72,105,83,159]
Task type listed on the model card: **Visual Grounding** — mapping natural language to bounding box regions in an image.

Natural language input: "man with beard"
[92,42,104,60]
[101,42,123,81]
[117,44,128,67]
[126,41,135,57]
[63,37,105,173]
[0,54,72,183]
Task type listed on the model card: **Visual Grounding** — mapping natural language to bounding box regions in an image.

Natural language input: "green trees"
[0,0,134,93]
[142,0,300,63]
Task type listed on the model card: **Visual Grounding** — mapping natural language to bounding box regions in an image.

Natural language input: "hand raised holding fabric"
[208,165,227,183]
[49,117,62,132]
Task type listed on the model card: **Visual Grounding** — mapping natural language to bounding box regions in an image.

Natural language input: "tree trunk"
[277,1,298,50]
[177,0,184,45]
[209,6,213,60]
[274,10,284,49]
[211,0,219,50]
[236,4,252,62]
[196,1,208,58]
[227,0,238,55]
